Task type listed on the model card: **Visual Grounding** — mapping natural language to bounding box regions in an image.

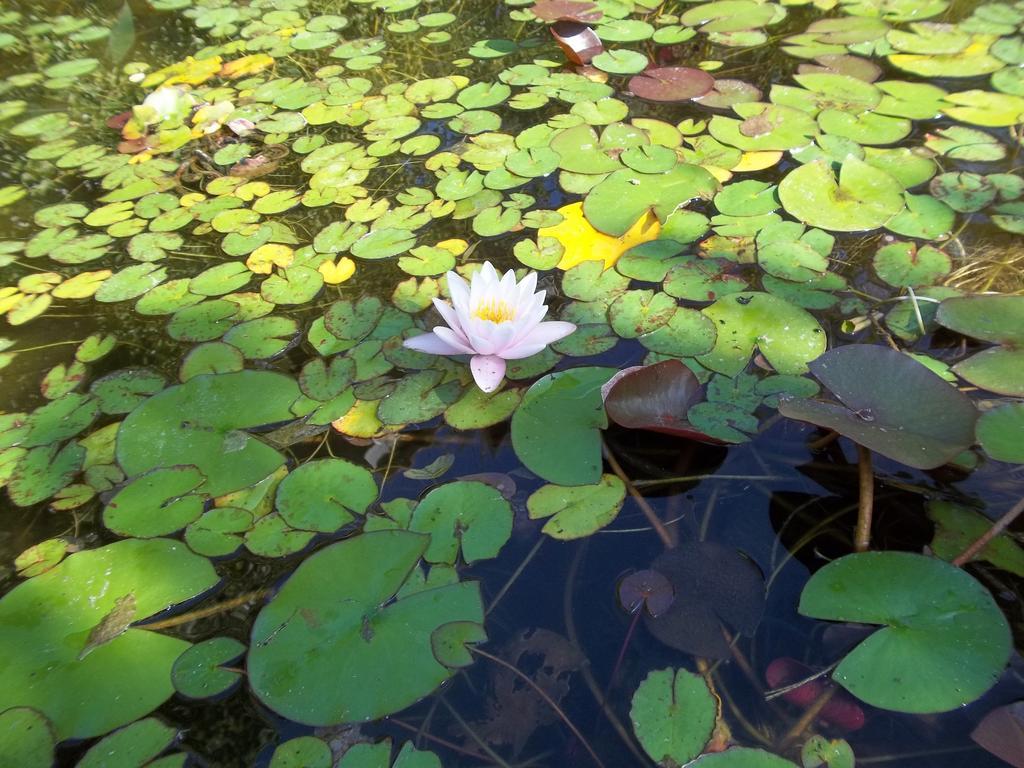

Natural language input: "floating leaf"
[511,367,615,486]
[526,474,625,539]
[77,717,177,768]
[275,458,377,533]
[977,402,1024,463]
[799,552,1011,713]
[928,501,1024,576]
[779,345,977,469]
[630,668,717,767]
[779,158,904,232]
[0,539,217,739]
[629,67,715,102]
[0,707,54,768]
[409,481,512,564]
[249,531,483,724]
[172,637,246,699]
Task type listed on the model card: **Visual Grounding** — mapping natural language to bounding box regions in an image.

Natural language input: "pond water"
[1,0,1023,766]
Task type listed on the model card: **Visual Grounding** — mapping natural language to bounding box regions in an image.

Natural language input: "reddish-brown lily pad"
[603,360,712,442]
[550,21,604,65]
[629,67,716,102]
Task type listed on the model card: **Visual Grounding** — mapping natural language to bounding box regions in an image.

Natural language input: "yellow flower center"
[472,298,516,324]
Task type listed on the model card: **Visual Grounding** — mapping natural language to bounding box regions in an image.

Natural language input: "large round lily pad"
[0,539,218,739]
[510,367,615,486]
[778,345,977,469]
[628,67,715,102]
[779,158,905,232]
[117,371,300,496]
[249,531,483,725]
[799,552,1011,713]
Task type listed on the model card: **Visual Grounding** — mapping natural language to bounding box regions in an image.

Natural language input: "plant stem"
[143,590,267,631]
[470,646,607,768]
[779,685,836,751]
[855,444,874,553]
[952,497,1024,567]
[602,441,675,549]
[486,536,544,616]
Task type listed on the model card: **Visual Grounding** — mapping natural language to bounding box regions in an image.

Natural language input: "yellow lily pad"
[539,201,661,270]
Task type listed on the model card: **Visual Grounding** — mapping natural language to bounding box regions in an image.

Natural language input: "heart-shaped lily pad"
[249,530,483,724]
[779,158,905,232]
[697,292,827,376]
[937,295,1024,396]
[778,345,977,469]
[0,539,218,739]
[799,551,1011,713]
[630,668,717,766]
[628,67,716,102]
[511,367,615,486]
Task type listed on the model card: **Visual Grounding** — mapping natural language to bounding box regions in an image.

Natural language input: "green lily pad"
[223,317,299,359]
[779,158,905,232]
[778,345,977,469]
[184,506,253,558]
[584,164,719,236]
[937,296,1024,396]
[244,514,314,559]
[444,386,522,430]
[526,474,625,539]
[76,717,180,768]
[977,402,1024,463]
[7,443,84,507]
[104,465,206,538]
[0,707,54,768]
[409,481,512,564]
[928,501,1024,576]
[271,736,332,768]
[873,241,950,287]
[630,668,717,766]
[249,530,484,724]
[799,551,1011,713]
[709,103,819,152]
[0,539,218,739]
[171,637,246,699]
[511,367,615,486]
[275,459,377,533]
[117,371,300,497]
[697,292,826,376]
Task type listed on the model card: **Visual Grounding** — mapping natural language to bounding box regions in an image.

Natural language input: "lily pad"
[697,292,826,376]
[630,668,717,767]
[689,748,798,768]
[779,345,977,469]
[511,367,615,486]
[249,530,483,724]
[628,67,715,102]
[977,403,1024,463]
[583,164,719,236]
[0,539,217,739]
[799,551,1011,713]
[779,158,905,232]
[172,637,246,699]
[275,459,377,533]
[117,371,301,496]
[937,296,1024,396]
[928,501,1024,576]
[526,474,625,539]
[409,481,513,564]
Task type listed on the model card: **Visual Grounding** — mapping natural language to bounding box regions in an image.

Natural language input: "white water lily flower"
[138,86,194,125]
[404,263,576,393]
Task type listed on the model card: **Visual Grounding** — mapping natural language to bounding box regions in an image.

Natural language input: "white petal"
[471,355,506,393]
[502,321,577,359]
[446,270,470,313]
[434,326,478,355]
[404,331,466,356]
[517,270,538,301]
[431,297,467,337]
[465,320,498,355]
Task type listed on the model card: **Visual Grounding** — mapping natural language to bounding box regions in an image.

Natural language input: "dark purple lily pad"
[629,67,716,103]
[778,345,978,469]
[645,541,765,659]
[618,569,674,617]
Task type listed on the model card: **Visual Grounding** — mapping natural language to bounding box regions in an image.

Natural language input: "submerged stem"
[602,441,675,549]
[952,496,1024,567]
